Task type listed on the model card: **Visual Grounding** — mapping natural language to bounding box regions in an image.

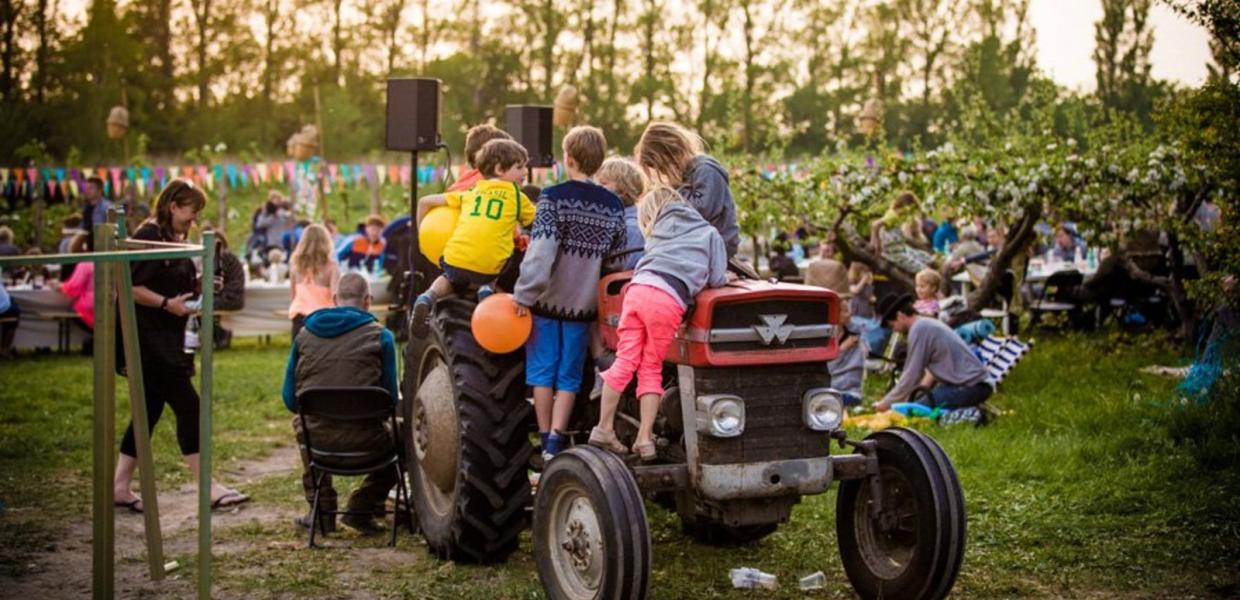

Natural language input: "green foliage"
[1157,79,1240,311]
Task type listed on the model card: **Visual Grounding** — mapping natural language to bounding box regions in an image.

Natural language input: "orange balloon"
[471,292,532,354]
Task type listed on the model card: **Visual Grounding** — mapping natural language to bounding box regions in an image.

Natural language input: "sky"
[1028,1,1212,91]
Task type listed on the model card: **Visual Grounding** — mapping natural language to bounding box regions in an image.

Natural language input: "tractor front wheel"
[534,446,651,600]
[836,427,966,600]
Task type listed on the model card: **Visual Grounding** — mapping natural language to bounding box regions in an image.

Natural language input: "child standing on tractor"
[411,139,537,338]
[513,126,628,461]
[589,187,729,461]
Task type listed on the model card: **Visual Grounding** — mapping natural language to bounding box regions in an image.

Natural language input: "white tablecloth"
[219,277,392,337]
[8,276,394,347]
[952,262,1098,294]
[9,286,90,351]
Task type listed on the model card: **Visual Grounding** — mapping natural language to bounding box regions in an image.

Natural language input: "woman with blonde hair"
[288,223,339,338]
[633,121,740,258]
[589,187,729,460]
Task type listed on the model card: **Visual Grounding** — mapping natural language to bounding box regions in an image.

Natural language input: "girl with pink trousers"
[589,187,729,460]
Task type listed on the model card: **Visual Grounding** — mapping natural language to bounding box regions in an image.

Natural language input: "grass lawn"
[1,332,1238,598]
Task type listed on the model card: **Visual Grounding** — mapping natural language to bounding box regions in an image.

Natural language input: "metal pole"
[115,260,164,580]
[409,151,418,224]
[197,232,216,600]
[91,223,117,600]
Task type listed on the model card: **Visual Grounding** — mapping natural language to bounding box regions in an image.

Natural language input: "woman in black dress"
[113,179,248,512]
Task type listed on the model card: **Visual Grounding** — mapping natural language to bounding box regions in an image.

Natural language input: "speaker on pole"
[386,78,442,152]
[505,105,555,168]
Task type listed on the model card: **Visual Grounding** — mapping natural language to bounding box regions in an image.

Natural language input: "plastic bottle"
[1087,247,1098,270]
[729,567,778,590]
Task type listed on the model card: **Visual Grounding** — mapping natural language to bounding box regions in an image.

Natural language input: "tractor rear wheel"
[402,297,533,563]
[836,427,965,600]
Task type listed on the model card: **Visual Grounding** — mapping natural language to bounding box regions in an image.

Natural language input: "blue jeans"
[918,382,993,409]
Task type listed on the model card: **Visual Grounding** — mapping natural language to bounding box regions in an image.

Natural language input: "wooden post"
[115,259,165,580]
[33,194,45,250]
[217,186,228,237]
[197,232,216,600]
[314,85,328,222]
[91,223,117,600]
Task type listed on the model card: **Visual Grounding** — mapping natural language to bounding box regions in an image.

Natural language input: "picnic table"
[952,259,1098,295]
[6,275,394,349]
[219,276,392,337]
[7,285,90,351]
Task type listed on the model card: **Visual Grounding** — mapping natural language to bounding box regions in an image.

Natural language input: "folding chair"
[296,385,413,548]
[979,269,1017,336]
[1025,270,1083,333]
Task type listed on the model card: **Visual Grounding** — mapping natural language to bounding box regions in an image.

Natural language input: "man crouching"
[282,271,399,535]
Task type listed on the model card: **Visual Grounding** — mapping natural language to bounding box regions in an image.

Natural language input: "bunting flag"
[2,158,553,201]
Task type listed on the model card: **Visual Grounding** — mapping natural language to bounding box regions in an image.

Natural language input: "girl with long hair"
[589,187,729,460]
[288,223,339,338]
[633,121,740,259]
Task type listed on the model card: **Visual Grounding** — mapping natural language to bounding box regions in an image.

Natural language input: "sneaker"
[587,427,628,455]
[477,285,494,302]
[411,294,433,339]
[938,406,984,426]
[341,513,386,536]
[294,513,337,534]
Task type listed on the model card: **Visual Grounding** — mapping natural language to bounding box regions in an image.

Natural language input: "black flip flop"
[211,491,250,510]
[114,499,143,514]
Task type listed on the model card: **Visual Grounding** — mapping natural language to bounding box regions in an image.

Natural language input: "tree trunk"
[332,0,344,86]
[262,0,277,142]
[0,0,19,100]
[470,0,482,115]
[605,0,621,126]
[966,202,1042,311]
[193,0,211,109]
[33,0,50,104]
[642,0,655,122]
[741,1,755,152]
[696,0,714,131]
[541,0,555,99]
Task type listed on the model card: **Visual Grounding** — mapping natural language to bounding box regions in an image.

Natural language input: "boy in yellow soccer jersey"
[411,138,537,338]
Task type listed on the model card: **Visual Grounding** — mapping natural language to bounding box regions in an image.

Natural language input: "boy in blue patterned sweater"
[514,126,628,460]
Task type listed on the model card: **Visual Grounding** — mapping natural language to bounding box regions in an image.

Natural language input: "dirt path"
[1,445,305,599]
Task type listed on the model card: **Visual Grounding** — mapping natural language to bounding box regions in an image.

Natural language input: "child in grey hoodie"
[589,187,730,460]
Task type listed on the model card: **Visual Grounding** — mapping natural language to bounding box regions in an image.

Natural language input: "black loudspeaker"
[386,78,441,151]
[505,105,555,167]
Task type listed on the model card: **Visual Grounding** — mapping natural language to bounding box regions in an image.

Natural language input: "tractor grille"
[693,364,833,464]
[708,299,833,353]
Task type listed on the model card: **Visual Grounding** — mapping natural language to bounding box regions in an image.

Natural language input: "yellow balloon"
[419,206,459,263]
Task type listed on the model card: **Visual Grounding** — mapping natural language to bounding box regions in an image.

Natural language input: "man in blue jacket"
[282,272,399,535]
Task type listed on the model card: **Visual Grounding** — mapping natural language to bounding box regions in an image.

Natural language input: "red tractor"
[402,264,965,599]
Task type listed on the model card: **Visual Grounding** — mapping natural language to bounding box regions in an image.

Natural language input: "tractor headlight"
[695,394,745,438]
[803,388,844,431]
